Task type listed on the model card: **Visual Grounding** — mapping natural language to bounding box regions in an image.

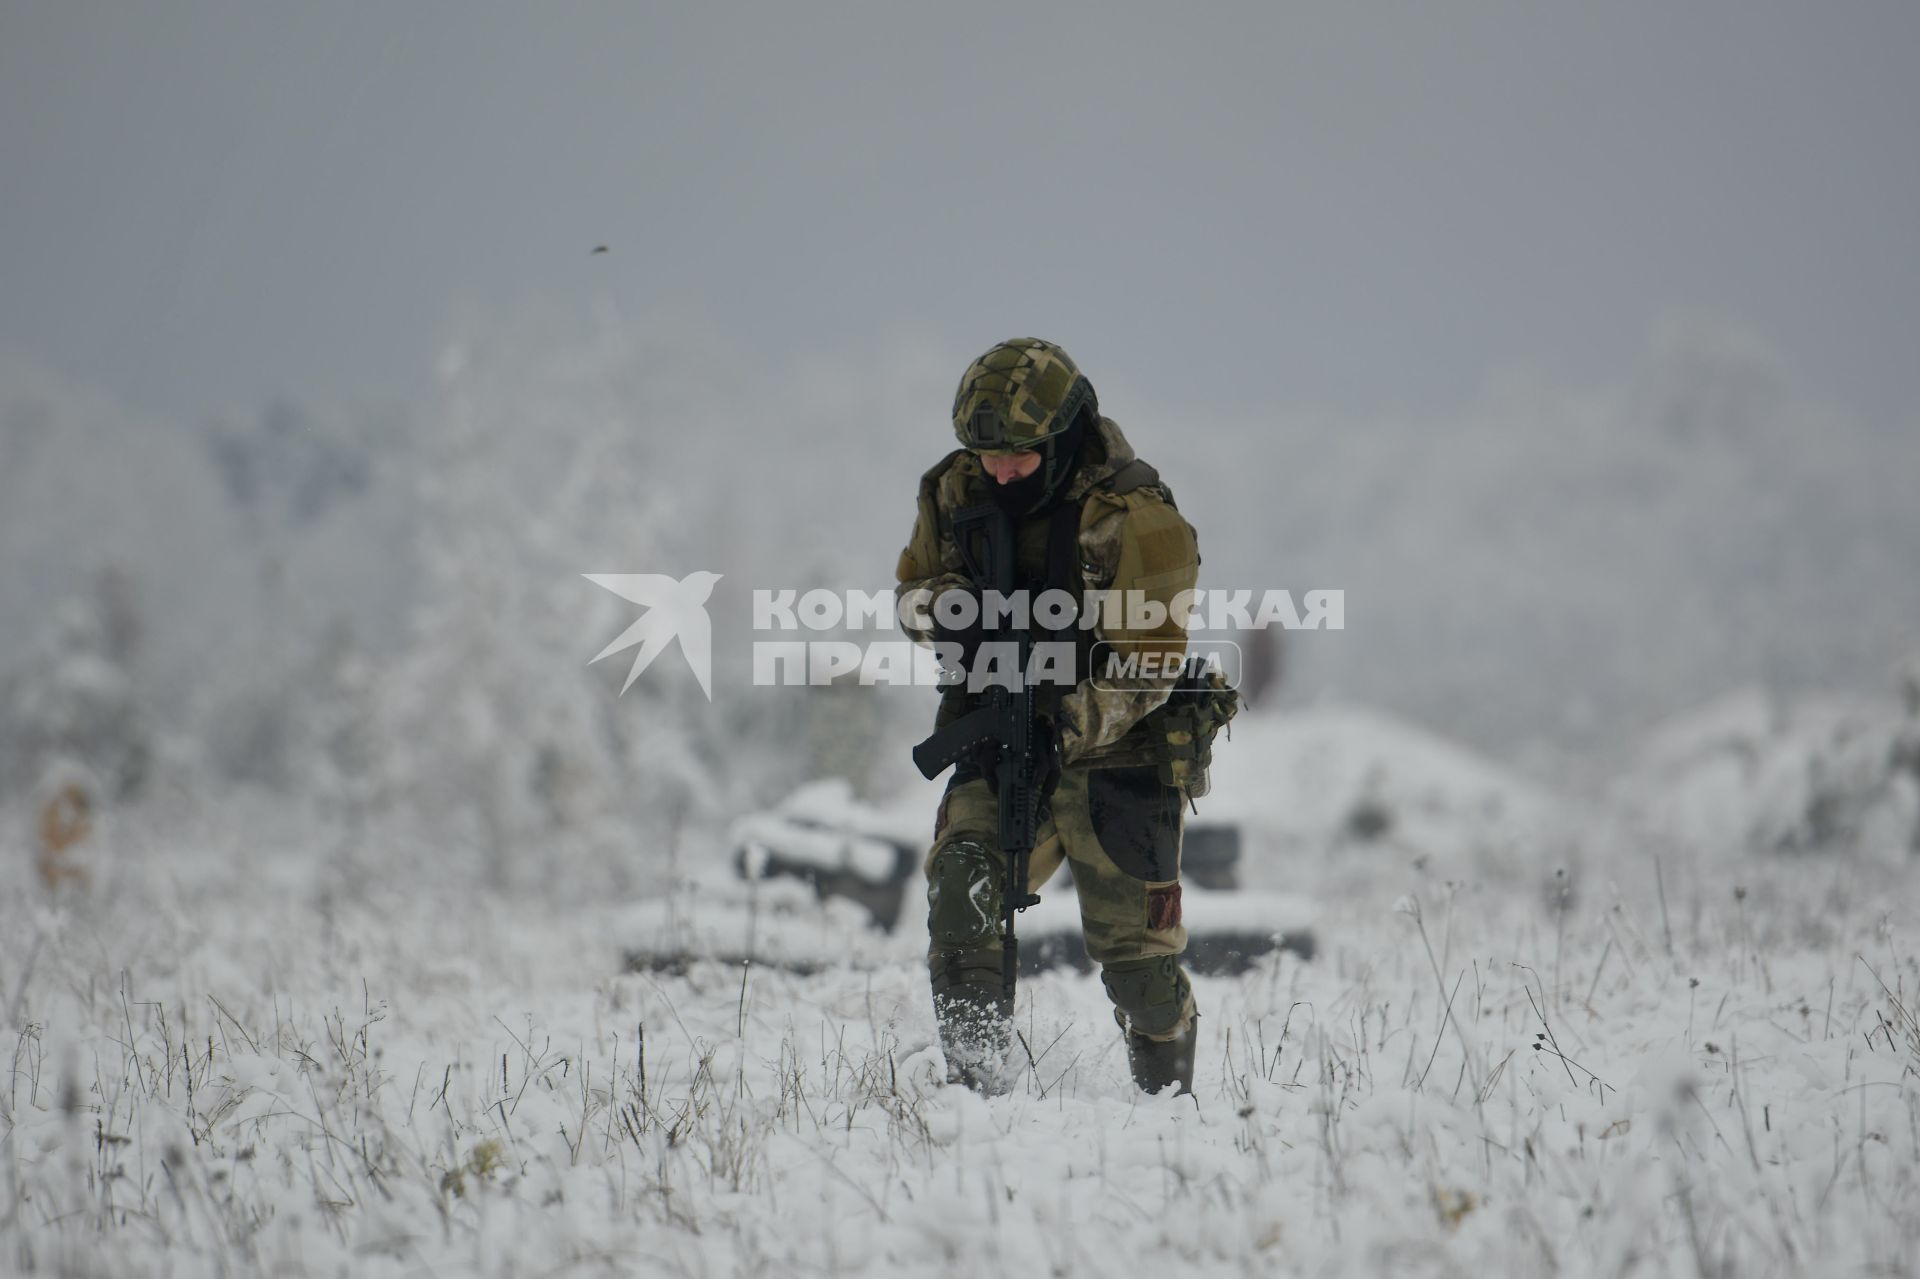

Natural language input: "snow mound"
[1204,705,1568,884]
[1622,685,1919,862]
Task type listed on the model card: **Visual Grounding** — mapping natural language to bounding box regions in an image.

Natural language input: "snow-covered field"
[5,708,1920,1277]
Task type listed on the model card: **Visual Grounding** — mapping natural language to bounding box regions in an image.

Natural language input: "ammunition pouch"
[1142,657,1241,799]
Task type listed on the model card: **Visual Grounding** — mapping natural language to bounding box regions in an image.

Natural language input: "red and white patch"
[1147,883,1183,931]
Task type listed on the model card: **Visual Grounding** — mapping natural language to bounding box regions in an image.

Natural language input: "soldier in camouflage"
[896,338,1203,1096]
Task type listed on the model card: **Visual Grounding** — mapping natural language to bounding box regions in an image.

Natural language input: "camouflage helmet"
[951,338,1097,452]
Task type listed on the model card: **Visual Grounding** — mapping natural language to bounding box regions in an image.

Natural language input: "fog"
[3,2,1917,804]
[10,14,1920,1271]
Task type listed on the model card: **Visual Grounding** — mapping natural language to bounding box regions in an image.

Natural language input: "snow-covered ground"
[5,707,1919,1277]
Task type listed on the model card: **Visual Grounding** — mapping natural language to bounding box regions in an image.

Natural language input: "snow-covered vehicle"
[623,778,1318,974]
[729,779,924,930]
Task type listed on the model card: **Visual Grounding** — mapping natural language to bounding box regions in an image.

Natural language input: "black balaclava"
[987,408,1091,517]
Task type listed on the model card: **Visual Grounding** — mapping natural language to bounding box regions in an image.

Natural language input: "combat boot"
[1125,1015,1197,1096]
[931,950,1013,1094]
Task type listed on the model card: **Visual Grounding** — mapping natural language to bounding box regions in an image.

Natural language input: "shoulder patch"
[1123,498,1198,578]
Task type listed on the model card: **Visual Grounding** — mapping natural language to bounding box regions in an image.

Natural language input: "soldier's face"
[979,449,1042,485]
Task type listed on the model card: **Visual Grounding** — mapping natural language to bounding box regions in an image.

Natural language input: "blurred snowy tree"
[207,398,373,528]
[375,324,721,895]
[0,577,149,802]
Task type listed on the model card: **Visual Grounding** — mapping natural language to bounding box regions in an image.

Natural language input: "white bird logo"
[583,571,723,699]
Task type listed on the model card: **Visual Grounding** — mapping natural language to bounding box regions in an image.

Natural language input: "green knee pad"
[927,840,1002,951]
[1101,955,1192,1038]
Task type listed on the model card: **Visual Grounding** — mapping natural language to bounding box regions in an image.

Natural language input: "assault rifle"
[911,502,1048,1009]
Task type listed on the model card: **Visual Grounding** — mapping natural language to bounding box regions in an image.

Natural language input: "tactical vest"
[949,459,1239,795]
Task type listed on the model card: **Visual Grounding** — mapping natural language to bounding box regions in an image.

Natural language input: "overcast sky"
[3,1,1917,431]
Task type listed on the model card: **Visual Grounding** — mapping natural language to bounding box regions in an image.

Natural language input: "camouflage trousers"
[926,765,1197,1042]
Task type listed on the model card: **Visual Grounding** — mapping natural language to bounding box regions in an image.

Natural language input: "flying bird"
[583,571,723,699]
[591,245,609,255]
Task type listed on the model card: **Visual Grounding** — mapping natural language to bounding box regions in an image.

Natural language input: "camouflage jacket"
[894,417,1199,768]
